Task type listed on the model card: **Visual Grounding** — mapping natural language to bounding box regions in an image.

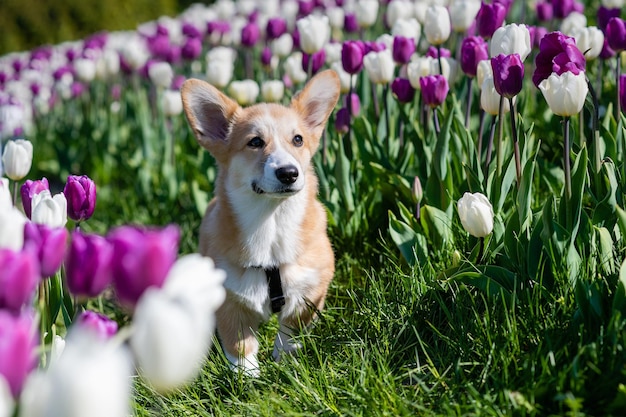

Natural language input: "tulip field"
[2,0,626,415]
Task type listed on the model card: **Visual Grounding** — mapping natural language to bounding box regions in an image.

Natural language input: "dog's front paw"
[224,351,260,378]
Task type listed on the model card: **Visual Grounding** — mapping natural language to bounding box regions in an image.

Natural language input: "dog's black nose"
[276,165,299,184]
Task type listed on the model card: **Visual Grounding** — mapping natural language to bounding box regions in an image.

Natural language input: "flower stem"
[477,108,486,162]
[508,97,521,187]
[484,115,497,187]
[433,107,440,135]
[437,45,443,76]
[496,95,505,179]
[563,116,572,229]
[617,54,622,121]
[12,180,17,207]
[383,84,390,141]
[465,77,473,128]
[477,237,485,264]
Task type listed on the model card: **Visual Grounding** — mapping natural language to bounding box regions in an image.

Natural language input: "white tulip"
[2,139,32,181]
[95,49,120,80]
[270,33,294,59]
[480,76,511,116]
[120,35,150,71]
[162,90,183,116]
[0,204,28,250]
[560,12,587,37]
[19,330,132,417]
[331,62,356,94]
[356,0,380,29]
[0,102,26,139]
[449,0,481,32]
[476,59,493,89]
[407,56,433,89]
[457,192,494,238]
[430,56,459,85]
[376,33,394,50]
[0,177,10,209]
[206,61,234,89]
[0,376,13,417]
[363,49,396,84]
[297,15,330,55]
[324,42,343,65]
[261,80,285,102]
[539,71,589,117]
[148,61,173,89]
[386,0,415,28]
[30,190,67,228]
[423,6,451,46]
[206,46,236,65]
[490,24,532,62]
[228,80,260,106]
[284,52,308,85]
[327,7,345,31]
[391,18,421,44]
[572,26,604,61]
[74,58,96,82]
[131,254,225,393]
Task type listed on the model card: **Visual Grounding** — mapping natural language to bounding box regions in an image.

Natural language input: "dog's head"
[181,70,340,198]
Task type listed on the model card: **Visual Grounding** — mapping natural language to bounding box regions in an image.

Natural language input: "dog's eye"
[247,137,265,149]
[293,135,303,147]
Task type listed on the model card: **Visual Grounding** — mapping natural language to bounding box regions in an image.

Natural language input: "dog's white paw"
[272,332,302,362]
[224,351,260,378]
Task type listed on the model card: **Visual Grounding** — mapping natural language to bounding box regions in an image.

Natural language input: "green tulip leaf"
[420,204,453,248]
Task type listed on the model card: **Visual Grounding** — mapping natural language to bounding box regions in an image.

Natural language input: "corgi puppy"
[181,70,340,376]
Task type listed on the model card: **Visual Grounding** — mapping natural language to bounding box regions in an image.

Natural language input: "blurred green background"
[0,0,204,55]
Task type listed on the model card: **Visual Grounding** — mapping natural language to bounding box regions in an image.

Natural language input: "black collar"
[264,266,285,314]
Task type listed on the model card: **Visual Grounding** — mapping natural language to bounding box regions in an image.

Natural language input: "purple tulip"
[21,177,50,219]
[241,21,261,47]
[76,310,118,340]
[108,225,180,306]
[267,17,287,40]
[392,36,415,64]
[425,46,452,59]
[621,75,626,114]
[0,310,38,397]
[598,7,621,33]
[491,54,524,99]
[529,26,548,48]
[302,50,326,75]
[182,22,203,38]
[23,222,68,278]
[65,231,113,299]
[0,248,39,313]
[536,2,553,22]
[391,77,416,103]
[172,75,186,91]
[420,75,449,108]
[181,37,202,60]
[299,0,315,16]
[460,36,489,78]
[63,175,96,222]
[334,107,350,134]
[207,20,231,37]
[600,38,616,60]
[71,81,86,98]
[342,40,365,74]
[606,17,626,52]
[147,34,171,61]
[551,0,575,19]
[343,93,361,116]
[533,31,586,87]
[261,47,273,67]
[344,13,359,33]
[476,2,507,39]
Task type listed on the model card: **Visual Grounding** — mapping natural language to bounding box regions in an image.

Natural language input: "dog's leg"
[216,295,261,377]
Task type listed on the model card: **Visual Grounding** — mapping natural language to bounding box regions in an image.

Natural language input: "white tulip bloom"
[476,59,493,89]
[162,90,183,116]
[560,12,587,37]
[228,80,260,106]
[2,139,32,181]
[0,376,13,417]
[356,0,380,29]
[391,18,421,44]
[30,190,67,228]
[407,56,433,89]
[261,80,285,102]
[331,62,356,94]
[539,71,589,117]
[0,177,10,209]
[363,49,396,84]
[386,0,415,28]
[376,33,394,50]
[270,33,294,59]
[572,26,604,61]
[490,24,532,62]
[423,6,451,46]
[206,61,234,89]
[0,204,28,250]
[327,7,345,31]
[324,42,342,65]
[131,254,225,393]
[148,62,173,89]
[430,56,459,85]
[449,0,481,32]
[74,58,96,82]
[0,101,26,139]
[284,52,308,85]
[480,76,511,116]
[297,15,330,55]
[19,330,132,417]
[120,35,150,71]
[457,192,494,238]
[95,49,120,80]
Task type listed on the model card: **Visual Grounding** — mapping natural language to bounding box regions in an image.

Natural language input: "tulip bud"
[491,53,524,99]
[63,175,96,223]
[181,37,202,61]
[449,0,481,33]
[392,36,415,64]
[341,40,365,75]
[162,89,183,116]
[74,58,96,82]
[2,139,33,181]
[423,6,451,46]
[597,6,621,33]
[391,77,416,103]
[480,76,511,115]
[284,52,308,85]
[30,190,67,228]
[539,71,589,117]
[476,2,507,39]
[65,231,113,299]
[457,192,494,238]
[461,37,489,78]
[228,79,260,106]
[572,26,605,61]
[490,24,532,62]
[0,310,38,397]
[20,178,49,219]
[536,2,553,22]
[108,225,180,307]
[355,0,379,29]
[363,49,395,84]
[241,21,260,47]
[266,17,287,40]
[76,311,118,340]
[334,108,350,134]
[0,248,39,313]
[297,15,330,55]
[23,222,68,278]
[302,50,326,75]
[420,75,449,108]
[606,17,626,52]
[148,61,173,89]
[260,80,285,102]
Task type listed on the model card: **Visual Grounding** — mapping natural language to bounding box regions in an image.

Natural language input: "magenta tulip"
[392,36,415,65]
[460,36,489,78]
[491,54,524,98]
[20,177,49,219]
[76,310,118,340]
[241,21,261,47]
[391,77,416,103]
[606,17,626,52]
[108,225,180,306]
[65,231,113,299]
[23,222,68,278]
[0,310,38,397]
[420,75,449,108]
[476,2,507,39]
[266,18,287,40]
[532,31,586,87]
[0,248,39,313]
[342,40,365,74]
[63,175,96,222]
[597,7,621,33]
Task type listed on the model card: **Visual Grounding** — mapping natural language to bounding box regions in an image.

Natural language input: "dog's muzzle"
[275,165,298,185]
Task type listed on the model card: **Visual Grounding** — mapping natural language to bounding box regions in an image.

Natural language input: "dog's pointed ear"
[291,70,341,139]
[181,79,240,150]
